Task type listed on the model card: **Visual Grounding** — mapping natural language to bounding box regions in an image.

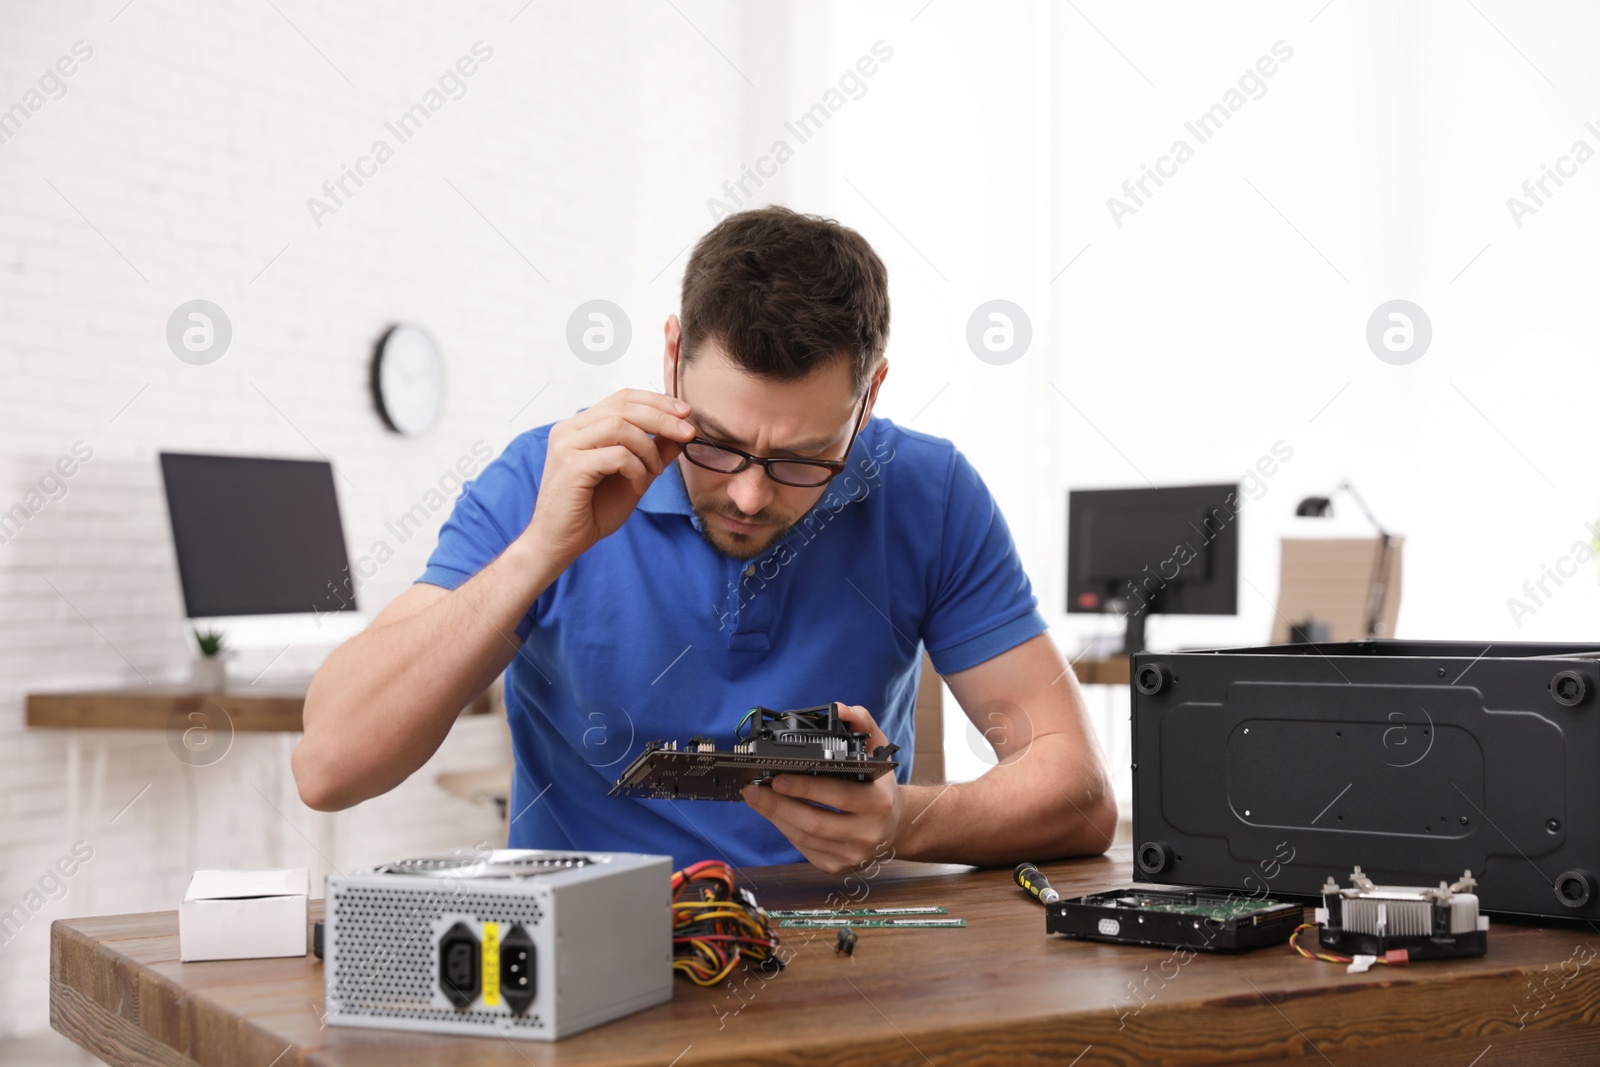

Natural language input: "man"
[294,206,1115,874]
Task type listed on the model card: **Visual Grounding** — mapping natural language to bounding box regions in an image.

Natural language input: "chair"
[911,652,946,784]
[1271,536,1404,643]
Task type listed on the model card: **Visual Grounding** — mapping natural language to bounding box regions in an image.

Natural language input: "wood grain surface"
[27,685,495,733]
[50,847,1600,1066]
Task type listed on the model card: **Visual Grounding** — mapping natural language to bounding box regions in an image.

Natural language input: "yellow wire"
[671,862,780,986]
[1290,922,1390,966]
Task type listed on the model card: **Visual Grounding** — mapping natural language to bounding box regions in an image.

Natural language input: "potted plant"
[191,627,228,691]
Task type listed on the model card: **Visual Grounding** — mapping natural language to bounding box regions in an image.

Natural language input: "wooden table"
[50,847,1600,1066]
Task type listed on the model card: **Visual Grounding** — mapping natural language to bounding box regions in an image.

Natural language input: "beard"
[690,502,797,561]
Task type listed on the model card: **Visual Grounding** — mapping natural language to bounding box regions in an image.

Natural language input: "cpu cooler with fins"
[1315,866,1488,961]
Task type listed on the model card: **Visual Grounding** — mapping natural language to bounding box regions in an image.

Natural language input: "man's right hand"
[521,388,698,567]
[297,388,697,812]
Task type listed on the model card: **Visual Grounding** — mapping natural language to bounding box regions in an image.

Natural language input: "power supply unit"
[323,849,672,1041]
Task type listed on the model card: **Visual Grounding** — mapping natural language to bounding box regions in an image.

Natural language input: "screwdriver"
[1014,862,1060,905]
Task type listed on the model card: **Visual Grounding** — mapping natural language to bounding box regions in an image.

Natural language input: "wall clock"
[372,324,445,437]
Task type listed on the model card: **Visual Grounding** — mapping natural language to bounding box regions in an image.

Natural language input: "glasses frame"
[672,356,870,488]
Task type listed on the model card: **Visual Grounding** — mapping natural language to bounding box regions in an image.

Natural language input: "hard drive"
[1046,886,1303,952]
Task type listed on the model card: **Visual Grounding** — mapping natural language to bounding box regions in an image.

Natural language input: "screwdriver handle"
[1014,862,1060,905]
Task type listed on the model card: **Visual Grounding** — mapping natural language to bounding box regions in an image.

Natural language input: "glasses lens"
[767,461,835,487]
[683,441,746,473]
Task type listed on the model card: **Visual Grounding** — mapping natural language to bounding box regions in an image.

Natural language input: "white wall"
[1050,0,1600,653]
[0,0,745,1035]
[1043,0,1600,801]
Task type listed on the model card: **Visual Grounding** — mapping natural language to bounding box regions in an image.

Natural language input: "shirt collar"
[637,457,694,515]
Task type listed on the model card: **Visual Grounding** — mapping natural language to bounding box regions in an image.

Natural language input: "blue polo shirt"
[416,415,1047,871]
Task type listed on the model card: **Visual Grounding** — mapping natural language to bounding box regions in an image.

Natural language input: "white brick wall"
[0,0,747,1035]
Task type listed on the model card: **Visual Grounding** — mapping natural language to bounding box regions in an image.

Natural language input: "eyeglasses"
[673,358,869,488]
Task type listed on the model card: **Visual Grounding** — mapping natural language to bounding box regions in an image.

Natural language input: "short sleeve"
[416,431,545,640]
[920,448,1048,674]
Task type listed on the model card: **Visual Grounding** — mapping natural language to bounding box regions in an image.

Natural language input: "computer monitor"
[158,452,364,649]
[1066,483,1239,655]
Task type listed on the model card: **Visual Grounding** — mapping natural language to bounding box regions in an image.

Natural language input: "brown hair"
[679,206,889,394]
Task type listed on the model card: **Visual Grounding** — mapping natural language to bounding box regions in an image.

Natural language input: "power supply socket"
[439,922,480,1009]
[500,924,536,1015]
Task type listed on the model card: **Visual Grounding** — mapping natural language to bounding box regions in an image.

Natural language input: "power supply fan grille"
[328,885,547,1030]
[375,853,598,878]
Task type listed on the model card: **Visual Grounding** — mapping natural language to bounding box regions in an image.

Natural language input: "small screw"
[1548,819,1561,833]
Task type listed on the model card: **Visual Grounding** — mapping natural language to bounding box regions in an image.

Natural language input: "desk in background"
[50,849,1600,1066]
[26,682,496,731]
[26,682,497,857]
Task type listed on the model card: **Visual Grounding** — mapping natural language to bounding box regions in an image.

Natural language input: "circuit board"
[770,907,948,918]
[1046,886,1304,952]
[1103,894,1288,920]
[608,746,899,801]
[778,918,965,928]
[609,705,900,802]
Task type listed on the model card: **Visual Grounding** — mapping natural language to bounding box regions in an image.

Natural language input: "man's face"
[665,325,873,561]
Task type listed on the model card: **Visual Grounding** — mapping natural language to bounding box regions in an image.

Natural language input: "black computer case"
[1130,640,1600,921]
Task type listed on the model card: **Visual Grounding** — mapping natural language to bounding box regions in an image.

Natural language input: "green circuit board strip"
[779,917,966,929]
[1097,895,1294,920]
[769,906,949,918]
[1134,901,1288,917]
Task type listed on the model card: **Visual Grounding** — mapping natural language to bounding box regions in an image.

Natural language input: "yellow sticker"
[481,922,500,1007]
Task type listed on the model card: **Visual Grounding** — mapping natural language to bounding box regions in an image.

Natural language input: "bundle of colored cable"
[1289,923,1408,967]
[671,860,784,986]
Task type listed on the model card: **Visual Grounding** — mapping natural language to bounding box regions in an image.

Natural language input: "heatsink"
[1316,866,1488,961]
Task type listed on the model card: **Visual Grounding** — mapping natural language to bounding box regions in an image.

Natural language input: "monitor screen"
[1066,483,1239,617]
[159,452,356,618]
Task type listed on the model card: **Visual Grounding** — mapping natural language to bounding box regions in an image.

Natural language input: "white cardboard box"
[180,868,309,962]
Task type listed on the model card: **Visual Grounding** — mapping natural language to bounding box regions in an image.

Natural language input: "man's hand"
[743,703,904,875]
[522,388,698,567]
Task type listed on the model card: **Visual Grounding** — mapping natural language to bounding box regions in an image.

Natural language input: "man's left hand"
[742,702,903,875]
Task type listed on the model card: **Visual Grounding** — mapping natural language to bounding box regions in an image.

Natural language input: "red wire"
[672,935,779,947]
[672,860,731,892]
